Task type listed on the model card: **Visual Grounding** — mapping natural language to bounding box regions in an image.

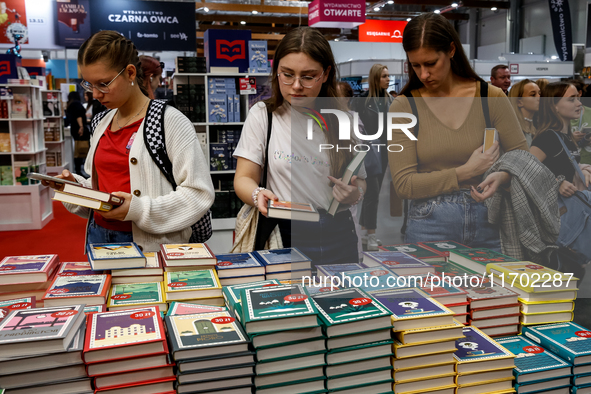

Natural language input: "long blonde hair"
[508,79,536,137]
[534,82,574,138]
[366,64,389,100]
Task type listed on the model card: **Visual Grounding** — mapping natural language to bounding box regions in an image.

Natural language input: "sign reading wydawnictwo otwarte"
[548,0,572,61]
[89,0,195,51]
[308,0,365,28]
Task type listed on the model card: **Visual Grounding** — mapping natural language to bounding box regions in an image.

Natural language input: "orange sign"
[358,19,407,43]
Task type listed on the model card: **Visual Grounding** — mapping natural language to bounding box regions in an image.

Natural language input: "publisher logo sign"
[51,310,78,318]
[284,294,308,302]
[0,62,11,78]
[211,316,235,324]
[216,40,246,62]
[130,311,155,320]
[350,298,372,306]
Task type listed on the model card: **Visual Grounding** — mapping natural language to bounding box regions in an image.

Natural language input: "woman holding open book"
[388,13,528,249]
[43,31,214,252]
[233,27,366,270]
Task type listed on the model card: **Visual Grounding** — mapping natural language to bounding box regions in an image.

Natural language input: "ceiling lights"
[373,6,380,11]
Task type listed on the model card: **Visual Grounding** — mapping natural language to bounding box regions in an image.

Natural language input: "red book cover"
[93,363,176,390]
[469,303,521,319]
[42,274,112,304]
[469,313,521,328]
[83,306,167,364]
[0,254,59,284]
[93,377,176,393]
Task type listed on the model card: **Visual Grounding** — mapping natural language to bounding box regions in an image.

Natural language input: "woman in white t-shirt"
[233,27,367,270]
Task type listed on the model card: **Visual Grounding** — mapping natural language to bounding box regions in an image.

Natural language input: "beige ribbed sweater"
[64,106,215,252]
[388,83,529,200]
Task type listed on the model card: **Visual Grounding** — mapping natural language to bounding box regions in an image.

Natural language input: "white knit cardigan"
[63,106,215,252]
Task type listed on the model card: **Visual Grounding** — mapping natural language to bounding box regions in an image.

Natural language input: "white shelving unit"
[173,71,270,253]
[42,90,69,175]
[0,83,53,231]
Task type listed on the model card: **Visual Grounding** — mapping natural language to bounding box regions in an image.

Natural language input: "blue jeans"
[405,190,501,252]
[87,214,134,246]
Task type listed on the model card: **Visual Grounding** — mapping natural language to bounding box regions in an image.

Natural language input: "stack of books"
[487,262,578,326]
[57,261,102,276]
[0,254,60,307]
[84,307,175,393]
[239,284,326,393]
[163,268,224,307]
[464,284,521,337]
[106,281,168,312]
[418,277,470,324]
[453,326,516,394]
[166,309,254,393]
[52,182,124,212]
[110,251,164,285]
[495,335,572,394]
[41,273,111,308]
[417,240,471,261]
[449,248,519,275]
[160,243,217,272]
[342,267,401,294]
[222,279,281,323]
[87,242,146,271]
[523,322,591,393]
[316,263,363,282]
[313,288,394,393]
[253,248,312,282]
[215,252,266,286]
[0,305,91,393]
[379,243,446,262]
[361,251,436,276]
[376,288,460,394]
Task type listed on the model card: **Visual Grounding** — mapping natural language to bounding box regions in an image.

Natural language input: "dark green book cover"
[312,288,391,328]
[241,284,317,324]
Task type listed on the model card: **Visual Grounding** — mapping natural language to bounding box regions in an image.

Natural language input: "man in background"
[490,64,511,94]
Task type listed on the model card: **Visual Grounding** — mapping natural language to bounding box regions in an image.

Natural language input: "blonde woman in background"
[508,79,540,146]
[536,78,549,92]
[351,64,393,250]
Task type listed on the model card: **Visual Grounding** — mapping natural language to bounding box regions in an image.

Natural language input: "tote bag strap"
[553,130,591,191]
[261,107,273,188]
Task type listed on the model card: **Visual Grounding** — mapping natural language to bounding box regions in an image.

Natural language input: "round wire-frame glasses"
[80,67,127,94]
[277,70,325,89]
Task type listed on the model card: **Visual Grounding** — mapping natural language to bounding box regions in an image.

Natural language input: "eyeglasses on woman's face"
[277,70,325,89]
[80,67,126,94]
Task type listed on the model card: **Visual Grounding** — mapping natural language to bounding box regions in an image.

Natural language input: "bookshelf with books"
[42,90,69,175]
[172,59,270,253]
[0,83,53,231]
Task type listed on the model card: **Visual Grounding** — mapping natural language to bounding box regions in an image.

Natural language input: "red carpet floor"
[0,201,88,262]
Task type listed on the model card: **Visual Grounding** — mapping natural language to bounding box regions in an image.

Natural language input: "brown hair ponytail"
[78,31,149,97]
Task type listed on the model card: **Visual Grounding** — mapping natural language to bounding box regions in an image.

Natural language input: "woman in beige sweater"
[388,13,528,250]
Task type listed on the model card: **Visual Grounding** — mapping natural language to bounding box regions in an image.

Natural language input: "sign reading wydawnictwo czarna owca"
[89,0,195,51]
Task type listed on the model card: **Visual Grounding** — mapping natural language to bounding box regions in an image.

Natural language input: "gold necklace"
[116,99,149,129]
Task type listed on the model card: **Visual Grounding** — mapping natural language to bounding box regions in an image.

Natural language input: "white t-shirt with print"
[234,101,365,210]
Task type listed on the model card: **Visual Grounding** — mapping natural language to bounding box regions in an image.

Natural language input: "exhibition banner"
[0,0,28,44]
[358,19,407,43]
[89,0,196,51]
[548,0,572,61]
[56,0,91,48]
[308,0,365,28]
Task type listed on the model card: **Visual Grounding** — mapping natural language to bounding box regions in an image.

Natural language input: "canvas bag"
[91,100,212,243]
[230,107,282,252]
[554,131,591,265]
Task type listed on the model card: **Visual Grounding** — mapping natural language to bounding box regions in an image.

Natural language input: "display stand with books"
[42,90,69,175]
[0,82,53,230]
[172,59,270,253]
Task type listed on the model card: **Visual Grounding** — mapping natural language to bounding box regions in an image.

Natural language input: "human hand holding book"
[95,191,131,220]
[328,175,362,205]
[35,169,78,191]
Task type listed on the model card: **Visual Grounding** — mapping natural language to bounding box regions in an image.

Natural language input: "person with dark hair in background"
[66,91,90,178]
[508,79,540,146]
[43,31,214,251]
[490,64,511,95]
[139,56,163,100]
[389,13,528,249]
[84,90,106,123]
[351,63,393,250]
